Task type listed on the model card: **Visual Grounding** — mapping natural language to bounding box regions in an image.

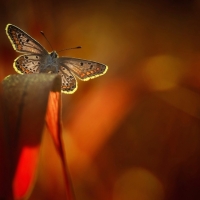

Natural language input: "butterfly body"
[40,51,59,73]
[5,24,108,94]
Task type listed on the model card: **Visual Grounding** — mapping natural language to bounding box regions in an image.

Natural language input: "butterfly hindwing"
[58,65,77,94]
[14,54,43,74]
[58,57,108,81]
[6,24,48,54]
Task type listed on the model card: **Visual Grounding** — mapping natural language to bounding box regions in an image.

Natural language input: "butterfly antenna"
[40,31,53,51]
[58,46,81,53]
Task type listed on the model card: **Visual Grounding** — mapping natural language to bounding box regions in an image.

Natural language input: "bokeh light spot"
[142,55,185,91]
[113,168,164,200]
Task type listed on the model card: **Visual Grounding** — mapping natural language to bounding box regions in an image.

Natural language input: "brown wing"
[6,24,48,54]
[58,65,77,94]
[58,57,108,81]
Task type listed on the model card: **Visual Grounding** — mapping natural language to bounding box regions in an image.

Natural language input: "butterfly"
[5,24,108,94]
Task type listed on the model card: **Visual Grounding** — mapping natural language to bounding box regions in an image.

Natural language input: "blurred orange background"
[1,0,200,199]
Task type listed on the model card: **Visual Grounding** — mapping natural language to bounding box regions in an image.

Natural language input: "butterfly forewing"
[58,57,108,81]
[14,54,43,74]
[58,65,77,94]
[6,24,48,54]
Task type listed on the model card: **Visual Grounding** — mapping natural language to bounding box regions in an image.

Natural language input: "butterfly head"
[50,51,58,59]
[39,51,59,73]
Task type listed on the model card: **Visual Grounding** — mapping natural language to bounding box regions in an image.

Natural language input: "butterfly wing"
[58,65,77,94]
[6,24,48,54]
[14,54,44,74]
[13,54,78,94]
[58,57,108,81]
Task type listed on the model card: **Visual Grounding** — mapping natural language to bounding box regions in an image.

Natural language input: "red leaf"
[13,146,40,198]
[0,74,74,199]
[46,92,75,200]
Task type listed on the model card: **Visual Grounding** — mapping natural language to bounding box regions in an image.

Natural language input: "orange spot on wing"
[81,73,85,77]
